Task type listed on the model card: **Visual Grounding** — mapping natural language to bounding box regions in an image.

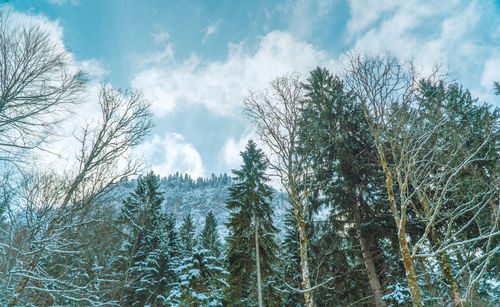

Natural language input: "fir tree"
[172,248,228,306]
[199,210,222,258]
[179,213,196,258]
[299,67,391,306]
[225,140,281,306]
[117,171,174,306]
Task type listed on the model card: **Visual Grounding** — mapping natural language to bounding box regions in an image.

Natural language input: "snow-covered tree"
[171,248,228,306]
[345,53,500,306]
[118,171,175,306]
[5,84,152,306]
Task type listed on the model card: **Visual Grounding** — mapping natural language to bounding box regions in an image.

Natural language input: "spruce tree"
[116,171,174,306]
[299,67,392,306]
[179,213,196,258]
[174,248,228,306]
[200,210,222,258]
[225,140,281,306]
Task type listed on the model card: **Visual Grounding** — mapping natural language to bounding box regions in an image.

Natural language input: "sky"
[7,0,500,179]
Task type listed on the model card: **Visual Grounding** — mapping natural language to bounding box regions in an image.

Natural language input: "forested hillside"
[110,172,289,239]
[0,4,498,307]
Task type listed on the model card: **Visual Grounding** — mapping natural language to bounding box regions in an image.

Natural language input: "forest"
[0,6,499,307]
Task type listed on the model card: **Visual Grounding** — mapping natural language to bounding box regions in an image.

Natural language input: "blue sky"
[8,0,500,178]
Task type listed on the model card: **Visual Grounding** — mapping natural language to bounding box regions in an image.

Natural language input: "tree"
[117,171,173,306]
[179,213,196,258]
[174,248,228,306]
[6,85,152,306]
[299,67,387,306]
[225,140,280,306]
[344,53,499,306]
[408,79,499,304]
[244,75,316,307]
[200,210,222,258]
[0,8,85,165]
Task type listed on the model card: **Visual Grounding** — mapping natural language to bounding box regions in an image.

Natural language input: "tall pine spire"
[225,140,281,306]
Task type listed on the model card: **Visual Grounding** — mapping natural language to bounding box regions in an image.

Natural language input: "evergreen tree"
[225,140,281,306]
[281,208,306,306]
[179,213,196,258]
[117,171,174,306]
[200,210,222,258]
[173,248,228,306]
[299,67,394,306]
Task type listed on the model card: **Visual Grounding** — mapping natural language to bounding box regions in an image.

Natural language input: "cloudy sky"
[9,0,500,178]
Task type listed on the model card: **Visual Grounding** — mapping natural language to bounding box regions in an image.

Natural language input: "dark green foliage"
[225,140,282,306]
[174,248,228,306]
[200,210,222,257]
[179,213,196,258]
[410,80,500,301]
[117,171,176,306]
[298,67,402,305]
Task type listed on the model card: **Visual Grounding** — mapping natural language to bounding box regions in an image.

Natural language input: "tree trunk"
[429,228,463,306]
[398,222,423,307]
[413,181,463,306]
[9,258,39,306]
[377,145,423,307]
[254,215,264,307]
[352,189,386,307]
[292,198,315,307]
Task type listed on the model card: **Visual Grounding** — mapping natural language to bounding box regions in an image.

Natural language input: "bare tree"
[345,53,499,306]
[0,8,85,165]
[245,74,316,307]
[6,85,152,306]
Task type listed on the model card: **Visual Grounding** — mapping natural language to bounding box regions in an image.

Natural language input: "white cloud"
[481,54,500,89]
[220,131,255,170]
[347,0,401,36]
[280,0,335,38]
[345,0,499,105]
[79,59,109,79]
[153,30,171,44]
[47,0,80,5]
[202,21,220,43]
[133,133,204,178]
[3,7,113,171]
[131,30,337,117]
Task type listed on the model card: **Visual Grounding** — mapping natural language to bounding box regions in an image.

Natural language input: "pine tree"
[117,171,174,306]
[299,67,392,306]
[225,140,281,306]
[179,213,196,258]
[173,248,228,306]
[200,210,222,258]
